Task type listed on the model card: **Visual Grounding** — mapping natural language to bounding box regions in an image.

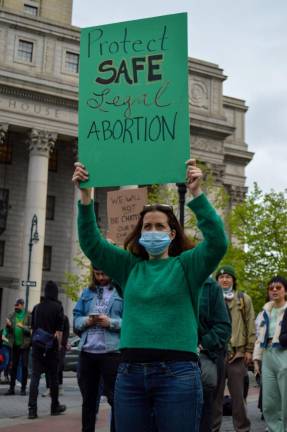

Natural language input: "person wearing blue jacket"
[73,266,123,432]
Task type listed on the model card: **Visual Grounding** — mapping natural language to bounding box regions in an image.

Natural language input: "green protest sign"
[79,13,189,188]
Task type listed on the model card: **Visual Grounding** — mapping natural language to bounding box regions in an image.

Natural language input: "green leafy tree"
[184,163,229,243]
[62,251,91,301]
[222,183,287,312]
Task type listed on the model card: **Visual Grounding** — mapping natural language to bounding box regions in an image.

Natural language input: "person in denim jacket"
[73,266,123,432]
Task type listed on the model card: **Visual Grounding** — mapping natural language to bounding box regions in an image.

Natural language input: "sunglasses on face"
[268,284,283,291]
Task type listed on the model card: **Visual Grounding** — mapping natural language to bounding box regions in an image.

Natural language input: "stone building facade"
[0,0,253,324]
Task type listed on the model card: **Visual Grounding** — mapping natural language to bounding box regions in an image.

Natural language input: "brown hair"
[124,205,195,259]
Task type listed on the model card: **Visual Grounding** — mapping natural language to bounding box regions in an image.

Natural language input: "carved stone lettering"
[4,98,61,119]
[0,93,78,128]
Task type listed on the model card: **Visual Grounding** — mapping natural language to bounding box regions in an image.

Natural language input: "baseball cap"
[15,298,25,306]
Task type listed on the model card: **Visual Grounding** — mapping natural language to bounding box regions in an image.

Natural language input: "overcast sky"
[72,0,287,193]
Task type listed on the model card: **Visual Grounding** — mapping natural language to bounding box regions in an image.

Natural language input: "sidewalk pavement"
[0,373,267,431]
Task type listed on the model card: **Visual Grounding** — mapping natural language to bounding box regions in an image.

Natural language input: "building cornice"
[224,144,254,166]
[190,114,235,140]
[0,84,78,109]
[0,69,78,99]
[189,57,227,81]
[224,96,248,112]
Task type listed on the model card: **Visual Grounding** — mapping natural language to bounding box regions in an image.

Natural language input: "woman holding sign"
[72,159,227,432]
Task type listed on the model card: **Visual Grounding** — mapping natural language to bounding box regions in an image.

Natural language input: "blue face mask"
[139,231,172,256]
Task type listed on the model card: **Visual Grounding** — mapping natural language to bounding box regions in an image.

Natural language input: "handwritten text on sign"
[107,188,148,245]
[79,14,189,187]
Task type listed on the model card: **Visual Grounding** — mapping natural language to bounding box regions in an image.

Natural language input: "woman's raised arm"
[72,162,139,289]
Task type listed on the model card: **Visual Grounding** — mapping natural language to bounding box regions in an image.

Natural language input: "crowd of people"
[0,281,69,418]
[0,159,286,432]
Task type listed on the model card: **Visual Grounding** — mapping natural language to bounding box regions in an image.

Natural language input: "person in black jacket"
[28,280,66,419]
[42,314,70,397]
[279,307,287,347]
[198,277,231,432]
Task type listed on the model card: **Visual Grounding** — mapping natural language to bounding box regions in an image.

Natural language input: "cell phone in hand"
[89,312,100,317]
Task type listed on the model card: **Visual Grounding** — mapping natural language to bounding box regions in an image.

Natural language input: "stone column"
[0,124,8,145]
[19,129,57,310]
[63,139,82,318]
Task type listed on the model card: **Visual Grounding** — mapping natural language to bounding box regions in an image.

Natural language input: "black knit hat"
[44,280,58,300]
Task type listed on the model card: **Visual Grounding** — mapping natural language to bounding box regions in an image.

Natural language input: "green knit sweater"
[78,193,227,354]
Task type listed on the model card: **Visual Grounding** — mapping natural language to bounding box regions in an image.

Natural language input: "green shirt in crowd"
[78,193,227,355]
[14,310,26,346]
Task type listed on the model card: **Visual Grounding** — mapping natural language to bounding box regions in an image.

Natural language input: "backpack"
[32,328,54,351]
[237,291,246,322]
[237,291,250,343]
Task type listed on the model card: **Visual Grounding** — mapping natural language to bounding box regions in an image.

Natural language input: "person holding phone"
[73,266,123,432]
[72,159,227,432]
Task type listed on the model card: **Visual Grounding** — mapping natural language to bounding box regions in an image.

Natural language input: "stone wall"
[1,0,73,25]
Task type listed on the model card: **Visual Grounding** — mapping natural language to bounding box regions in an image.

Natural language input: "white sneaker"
[41,388,50,397]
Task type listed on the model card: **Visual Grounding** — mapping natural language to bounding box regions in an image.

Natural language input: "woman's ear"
[170,229,176,240]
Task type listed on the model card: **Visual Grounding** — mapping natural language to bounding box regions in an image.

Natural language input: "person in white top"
[253,276,287,432]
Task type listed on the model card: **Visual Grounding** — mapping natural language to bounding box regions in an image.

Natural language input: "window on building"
[0,135,12,164]
[46,195,55,220]
[17,40,33,63]
[24,4,38,16]
[0,241,5,266]
[49,149,57,172]
[43,245,52,271]
[0,189,9,235]
[65,51,79,74]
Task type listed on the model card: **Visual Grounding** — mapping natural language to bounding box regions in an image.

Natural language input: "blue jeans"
[114,361,203,432]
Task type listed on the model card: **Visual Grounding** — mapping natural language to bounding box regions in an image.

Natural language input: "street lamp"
[25,214,39,309]
[176,183,187,227]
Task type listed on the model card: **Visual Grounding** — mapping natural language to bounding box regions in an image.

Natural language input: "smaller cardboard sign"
[107,188,148,245]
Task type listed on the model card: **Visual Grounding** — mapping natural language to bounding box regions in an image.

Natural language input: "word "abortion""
[87,113,177,144]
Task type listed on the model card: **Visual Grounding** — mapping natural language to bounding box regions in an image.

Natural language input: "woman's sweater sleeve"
[78,200,139,288]
[180,193,228,293]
